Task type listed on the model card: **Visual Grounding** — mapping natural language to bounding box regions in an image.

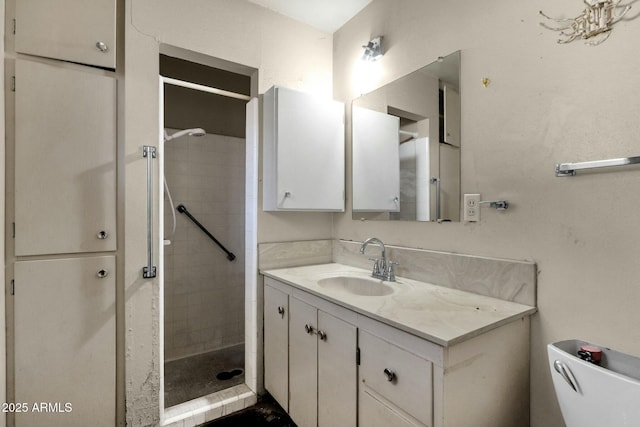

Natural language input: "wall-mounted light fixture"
[361,36,383,61]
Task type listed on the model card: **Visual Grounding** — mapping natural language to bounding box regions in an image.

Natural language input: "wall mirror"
[352,50,461,222]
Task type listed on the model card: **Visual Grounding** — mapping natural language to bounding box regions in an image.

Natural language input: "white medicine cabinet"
[263,86,345,211]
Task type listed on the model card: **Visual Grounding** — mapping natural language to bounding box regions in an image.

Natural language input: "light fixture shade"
[361,36,383,61]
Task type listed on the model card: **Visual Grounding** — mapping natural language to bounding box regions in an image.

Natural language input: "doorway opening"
[158,48,258,425]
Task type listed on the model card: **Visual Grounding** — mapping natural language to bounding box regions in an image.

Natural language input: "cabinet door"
[15,59,116,256]
[352,106,400,212]
[264,285,289,411]
[263,86,345,211]
[317,311,357,427]
[14,256,116,427]
[15,0,116,68]
[289,298,318,427]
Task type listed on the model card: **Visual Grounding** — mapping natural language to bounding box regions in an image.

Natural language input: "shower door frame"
[158,74,259,423]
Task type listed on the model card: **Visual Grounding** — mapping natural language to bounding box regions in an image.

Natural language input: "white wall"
[333,1,640,426]
[124,1,334,424]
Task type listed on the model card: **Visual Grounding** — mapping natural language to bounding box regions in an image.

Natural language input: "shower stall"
[159,53,253,411]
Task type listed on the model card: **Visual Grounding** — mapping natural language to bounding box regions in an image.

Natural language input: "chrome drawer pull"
[383,368,396,382]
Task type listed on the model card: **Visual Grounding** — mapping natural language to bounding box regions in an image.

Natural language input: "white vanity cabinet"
[262,86,345,212]
[15,0,117,69]
[263,271,531,427]
[264,278,357,427]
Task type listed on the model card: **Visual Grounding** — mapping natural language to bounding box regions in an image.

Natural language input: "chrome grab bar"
[142,145,157,279]
[553,360,579,393]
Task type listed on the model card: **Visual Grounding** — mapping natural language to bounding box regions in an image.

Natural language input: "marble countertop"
[262,263,537,347]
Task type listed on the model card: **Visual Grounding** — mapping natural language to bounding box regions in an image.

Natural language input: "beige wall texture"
[333,1,640,426]
[124,0,334,424]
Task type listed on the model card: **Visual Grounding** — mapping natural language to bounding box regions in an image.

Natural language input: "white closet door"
[15,0,116,68]
[15,59,116,256]
[14,256,116,427]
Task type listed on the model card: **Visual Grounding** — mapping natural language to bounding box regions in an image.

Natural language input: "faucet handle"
[368,258,381,275]
[385,261,399,281]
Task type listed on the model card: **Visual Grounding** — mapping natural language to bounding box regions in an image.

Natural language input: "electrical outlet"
[464,194,480,222]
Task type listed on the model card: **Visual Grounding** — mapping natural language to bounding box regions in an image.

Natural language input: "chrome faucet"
[359,237,397,281]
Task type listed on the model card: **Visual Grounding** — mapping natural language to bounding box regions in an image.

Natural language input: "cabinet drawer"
[359,330,433,426]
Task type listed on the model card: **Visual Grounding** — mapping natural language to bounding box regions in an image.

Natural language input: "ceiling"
[247,0,372,33]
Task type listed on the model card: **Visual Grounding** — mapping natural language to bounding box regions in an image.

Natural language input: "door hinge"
[12,19,16,35]
[12,222,15,238]
[11,280,15,296]
[356,347,360,365]
[11,76,16,92]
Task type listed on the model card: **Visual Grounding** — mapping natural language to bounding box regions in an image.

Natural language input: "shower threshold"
[163,383,256,426]
[163,344,255,426]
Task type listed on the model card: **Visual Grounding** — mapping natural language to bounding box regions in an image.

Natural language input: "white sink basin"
[317,275,394,296]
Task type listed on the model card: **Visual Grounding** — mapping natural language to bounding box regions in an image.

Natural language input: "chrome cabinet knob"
[304,324,315,335]
[97,230,109,239]
[277,306,285,318]
[96,41,108,52]
[317,330,327,341]
[97,269,109,278]
[383,368,396,382]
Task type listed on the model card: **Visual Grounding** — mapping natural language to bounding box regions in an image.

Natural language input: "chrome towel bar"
[556,156,640,176]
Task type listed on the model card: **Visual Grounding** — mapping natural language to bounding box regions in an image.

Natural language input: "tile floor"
[202,393,296,427]
[165,344,245,408]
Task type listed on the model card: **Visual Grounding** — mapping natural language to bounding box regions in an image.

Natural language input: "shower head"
[163,128,206,141]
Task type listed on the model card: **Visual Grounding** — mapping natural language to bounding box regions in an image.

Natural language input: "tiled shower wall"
[164,131,245,361]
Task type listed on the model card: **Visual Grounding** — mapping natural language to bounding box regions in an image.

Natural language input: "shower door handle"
[142,145,157,279]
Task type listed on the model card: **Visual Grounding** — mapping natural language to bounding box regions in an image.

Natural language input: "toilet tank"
[548,339,640,427]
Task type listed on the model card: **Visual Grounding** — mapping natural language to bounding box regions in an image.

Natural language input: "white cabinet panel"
[352,106,400,212]
[263,86,345,211]
[289,297,318,427]
[359,329,433,426]
[264,285,289,411]
[317,311,357,427]
[15,0,116,68]
[14,256,116,427]
[15,59,116,256]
